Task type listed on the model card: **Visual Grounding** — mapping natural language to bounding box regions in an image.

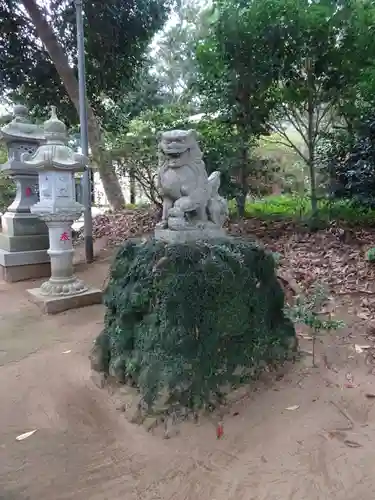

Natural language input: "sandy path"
[1,253,375,499]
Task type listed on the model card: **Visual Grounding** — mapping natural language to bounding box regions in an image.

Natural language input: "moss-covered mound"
[96,237,296,411]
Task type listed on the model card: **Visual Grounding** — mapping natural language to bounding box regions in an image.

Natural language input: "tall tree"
[268,0,375,215]
[196,0,296,215]
[0,0,168,209]
[106,102,195,205]
[196,0,375,216]
[102,65,169,134]
[150,0,206,104]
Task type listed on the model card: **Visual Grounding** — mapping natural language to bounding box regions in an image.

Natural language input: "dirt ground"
[2,241,375,500]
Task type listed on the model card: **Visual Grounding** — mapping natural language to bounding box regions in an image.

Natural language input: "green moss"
[99,237,295,410]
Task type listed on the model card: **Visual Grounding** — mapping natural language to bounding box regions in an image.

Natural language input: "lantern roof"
[44,106,67,143]
[0,105,44,144]
[21,107,88,172]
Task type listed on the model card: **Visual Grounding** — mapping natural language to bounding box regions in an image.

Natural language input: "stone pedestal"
[154,226,228,243]
[28,287,102,315]
[22,106,101,314]
[26,217,102,312]
[27,215,102,314]
[0,250,50,282]
[0,105,50,282]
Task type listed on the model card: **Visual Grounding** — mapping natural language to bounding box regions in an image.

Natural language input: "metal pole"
[75,0,94,263]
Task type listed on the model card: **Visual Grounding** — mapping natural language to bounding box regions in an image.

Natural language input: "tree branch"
[278,103,309,149]
[269,121,309,164]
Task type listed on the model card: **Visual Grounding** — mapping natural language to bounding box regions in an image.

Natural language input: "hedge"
[95,237,296,411]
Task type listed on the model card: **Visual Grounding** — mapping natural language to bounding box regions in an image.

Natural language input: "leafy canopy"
[195,0,298,133]
[0,0,169,125]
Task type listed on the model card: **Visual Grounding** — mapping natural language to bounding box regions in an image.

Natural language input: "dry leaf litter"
[78,207,375,321]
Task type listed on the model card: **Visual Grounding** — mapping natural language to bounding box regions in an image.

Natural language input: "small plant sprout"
[272,252,282,267]
[285,282,344,366]
[365,247,375,262]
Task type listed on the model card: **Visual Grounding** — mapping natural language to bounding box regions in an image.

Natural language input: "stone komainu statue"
[156,129,228,232]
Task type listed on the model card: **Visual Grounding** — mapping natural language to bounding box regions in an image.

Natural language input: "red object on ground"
[25,187,32,197]
[216,423,224,439]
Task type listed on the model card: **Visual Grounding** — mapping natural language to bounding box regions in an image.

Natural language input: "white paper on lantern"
[55,172,72,200]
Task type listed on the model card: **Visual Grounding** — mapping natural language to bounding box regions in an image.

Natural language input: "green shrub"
[285,283,344,367]
[316,115,375,207]
[366,247,375,262]
[98,237,296,411]
[0,170,15,213]
[228,194,375,226]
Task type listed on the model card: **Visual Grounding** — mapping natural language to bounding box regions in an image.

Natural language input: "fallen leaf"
[357,312,371,320]
[216,423,224,439]
[85,209,375,312]
[16,430,37,441]
[75,207,160,247]
[300,350,313,356]
[285,405,300,411]
[343,439,362,448]
[328,430,347,441]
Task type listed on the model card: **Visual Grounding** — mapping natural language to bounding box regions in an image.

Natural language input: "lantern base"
[1,212,48,238]
[39,276,88,296]
[27,286,102,315]
[0,248,50,282]
[0,211,49,252]
[0,232,50,252]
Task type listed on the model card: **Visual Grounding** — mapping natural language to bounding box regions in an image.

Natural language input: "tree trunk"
[235,191,246,218]
[236,133,249,218]
[21,0,125,210]
[306,58,318,218]
[236,159,247,218]
[129,167,136,205]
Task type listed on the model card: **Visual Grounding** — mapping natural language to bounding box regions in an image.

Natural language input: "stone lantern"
[23,106,101,314]
[0,105,50,282]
